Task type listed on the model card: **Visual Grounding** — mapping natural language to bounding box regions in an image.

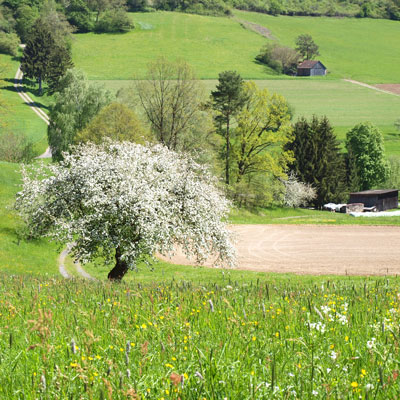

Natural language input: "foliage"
[287,116,346,208]
[66,0,94,33]
[20,18,73,95]
[39,0,75,47]
[94,8,133,33]
[0,32,19,56]
[382,156,400,190]
[15,141,235,280]
[231,81,293,183]
[0,132,34,162]
[283,171,317,208]
[211,70,246,185]
[256,42,300,75]
[76,102,152,144]
[47,69,112,161]
[135,58,207,153]
[345,122,389,191]
[15,4,39,42]
[295,34,320,60]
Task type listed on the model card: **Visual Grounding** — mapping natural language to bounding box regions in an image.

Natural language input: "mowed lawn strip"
[234,10,400,84]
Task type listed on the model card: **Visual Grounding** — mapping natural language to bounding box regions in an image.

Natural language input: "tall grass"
[1,273,400,398]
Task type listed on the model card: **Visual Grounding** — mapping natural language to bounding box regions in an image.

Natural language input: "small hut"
[297,60,327,76]
[349,190,399,212]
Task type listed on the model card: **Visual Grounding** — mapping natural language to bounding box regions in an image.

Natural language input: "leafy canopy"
[346,122,389,191]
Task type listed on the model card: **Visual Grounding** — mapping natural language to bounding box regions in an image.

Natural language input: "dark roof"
[350,189,398,196]
[297,60,326,70]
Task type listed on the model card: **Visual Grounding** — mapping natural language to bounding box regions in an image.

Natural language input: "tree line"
[35,58,389,211]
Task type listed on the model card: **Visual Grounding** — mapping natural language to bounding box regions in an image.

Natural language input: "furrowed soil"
[161,225,400,276]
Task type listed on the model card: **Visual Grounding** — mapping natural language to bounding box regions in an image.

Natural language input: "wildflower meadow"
[1,273,400,399]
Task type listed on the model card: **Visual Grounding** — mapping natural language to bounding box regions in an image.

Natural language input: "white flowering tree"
[283,172,316,208]
[15,142,235,280]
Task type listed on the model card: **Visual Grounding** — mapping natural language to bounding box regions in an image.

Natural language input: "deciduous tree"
[295,34,320,60]
[345,122,389,190]
[76,102,152,144]
[135,58,207,152]
[15,142,235,281]
[48,69,112,160]
[231,81,293,183]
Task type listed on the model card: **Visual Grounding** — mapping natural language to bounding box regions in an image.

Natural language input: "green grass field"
[71,11,400,83]
[234,11,400,84]
[0,54,50,155]
[2,273,400,398]
[0,162,59,276]
[72,11,270,80]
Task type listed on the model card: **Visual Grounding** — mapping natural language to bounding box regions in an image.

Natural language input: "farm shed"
[297,60,327,76]
[349,189,399,212]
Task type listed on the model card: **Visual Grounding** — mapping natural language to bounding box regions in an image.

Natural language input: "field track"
[163,225,400,276]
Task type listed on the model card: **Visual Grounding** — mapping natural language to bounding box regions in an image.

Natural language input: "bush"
[256,42,300,75]
[283,172,317,208]
[0,132,35,163]
[94,9,133,33]
[0,32,19,56]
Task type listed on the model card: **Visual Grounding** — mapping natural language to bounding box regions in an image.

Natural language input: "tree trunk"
[38,76,42,96]
[107,247,129,281]
[225,115,230,185]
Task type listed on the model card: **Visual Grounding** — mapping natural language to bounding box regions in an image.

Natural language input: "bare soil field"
[375,84,400,95]
[162,225,400,276]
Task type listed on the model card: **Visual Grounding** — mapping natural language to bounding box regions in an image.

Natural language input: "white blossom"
[15,142,236,276]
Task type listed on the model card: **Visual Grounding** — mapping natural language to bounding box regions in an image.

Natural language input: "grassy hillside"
[0,54,49,155]
[0,162,59,276]
[72,11,400,83]
[72,11,270,80]
[234,11,400,84]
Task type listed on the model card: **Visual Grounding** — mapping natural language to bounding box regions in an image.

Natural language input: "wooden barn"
[297,60,327,76]
[349,189,399,212]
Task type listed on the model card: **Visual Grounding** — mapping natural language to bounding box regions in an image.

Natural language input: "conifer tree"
[21,19,73,95]
[211,71,246,185]
[287,116,346,208]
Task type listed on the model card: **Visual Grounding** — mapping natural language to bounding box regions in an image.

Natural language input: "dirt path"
[161,225,400,276]
[235,18,276,40]
[343,79,400,97]
[14,53,52,159]
[58,244,96,280]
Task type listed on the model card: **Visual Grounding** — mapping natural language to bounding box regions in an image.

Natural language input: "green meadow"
[71,11,400,83]
[2,273,400,399]
[0,54,49,155]
[233,10,400,84]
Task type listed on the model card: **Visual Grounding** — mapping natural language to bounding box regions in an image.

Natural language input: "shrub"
[0,132,35,163]
[0,32,19,56]
[283,172,317,208]
[256,42,300,75]
[94,9,133,33]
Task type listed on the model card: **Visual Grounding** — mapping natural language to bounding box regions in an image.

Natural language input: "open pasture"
[234,11,400,84]
[1,273,400,398]
[71,11,400,83]
[71,11,270,80]
[0,54,49,155]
